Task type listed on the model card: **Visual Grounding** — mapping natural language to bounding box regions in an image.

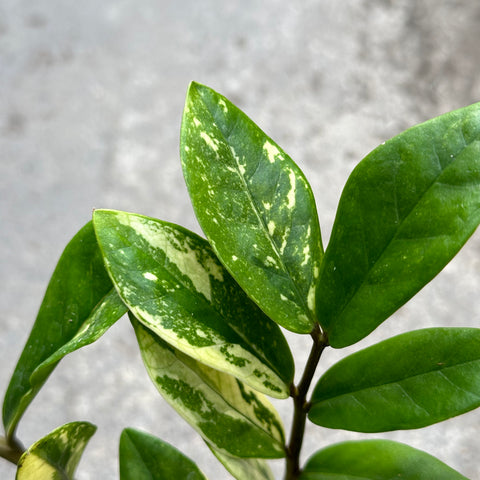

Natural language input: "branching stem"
[284,323,328,480]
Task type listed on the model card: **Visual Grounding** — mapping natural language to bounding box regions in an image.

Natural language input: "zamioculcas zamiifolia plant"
[1,82,480,480]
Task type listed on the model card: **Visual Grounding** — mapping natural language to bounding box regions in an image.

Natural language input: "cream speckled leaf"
[132,317,285,459]
[93,209,294,398]
[16,422,96,480]
[208,445,274,480]
[181,82,322,334]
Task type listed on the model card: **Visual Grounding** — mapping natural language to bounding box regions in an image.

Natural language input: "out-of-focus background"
[1,1,480,478]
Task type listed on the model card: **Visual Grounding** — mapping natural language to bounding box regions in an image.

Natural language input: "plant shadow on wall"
[2,82,480,480]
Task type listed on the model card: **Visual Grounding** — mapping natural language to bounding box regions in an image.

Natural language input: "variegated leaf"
[93,209,294,398]
[16,422,96,480]
[181,82,323,334]
[208,445,274,480]
[119,428,207,480]
[132,317,286,459]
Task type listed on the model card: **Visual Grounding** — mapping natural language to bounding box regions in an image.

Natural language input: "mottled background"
[1,1,480,478]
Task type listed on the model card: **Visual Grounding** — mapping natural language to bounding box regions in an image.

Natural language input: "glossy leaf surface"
[16,421,96,480]
[181,82,322,333]
[317,103,480,347]
[93,209,294,398]
[309,328,480,432]
[119,428,207,480]
[132,317,285,459]
[300,440,468,479]
[208,445,274,480]
[3,222,121,439]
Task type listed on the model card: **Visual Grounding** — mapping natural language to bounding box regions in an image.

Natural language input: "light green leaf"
[317,103,480,347]
[208,445,274,480]
[16,421,96,480]
[309,328,480,432]
[181,82,322,334]
[132,316,286,459]
[93,209,294,398]
[3,222,123,440]
[299,440,468,479]
[119,428,207,480]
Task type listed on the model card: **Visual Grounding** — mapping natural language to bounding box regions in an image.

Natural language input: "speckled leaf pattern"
[181,82,323,334]
[3,222,119,440]
[309,328,480,432]
[16,422,96,480]
[208,445,274,480]
[93,209,294,398]
[317,102,480,347]
[299,440,468,479]
[119,428,207,480]
[132,317,285,459]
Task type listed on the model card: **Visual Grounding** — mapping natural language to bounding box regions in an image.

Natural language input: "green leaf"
[309,327,480,432]
[299,440,468,479]
[317,103,480,347]
[208,444,274,480]
[119,428,207,480]
[3,222,123,439]
[181,82,322,334]
[93,209,294,398]
[132,316,286,459]
[16,421,96,480]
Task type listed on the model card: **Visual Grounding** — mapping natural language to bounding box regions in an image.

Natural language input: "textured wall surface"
[1,1,480,478]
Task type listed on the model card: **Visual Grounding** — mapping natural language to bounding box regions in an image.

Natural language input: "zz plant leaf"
[16,421,96,480]
[93,209,294,398]
[2,82,480,480]
[2,222,125,441]
[181,82,323,334]
[317,102,480,347]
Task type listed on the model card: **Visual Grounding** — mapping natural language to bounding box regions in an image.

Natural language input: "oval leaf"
[119,428,207,480]
[300,440,468,480]
[317,102,480,347]
[16,421,96,480]
[3,222,120,439]
[309,328,480,432]
[93,209,294,398]
[181,82,323,334]
[208,444,274,480]
[132,317,286,459]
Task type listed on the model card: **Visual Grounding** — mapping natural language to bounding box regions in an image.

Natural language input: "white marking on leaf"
[307,284,316,312]
[200,131,219,152]
[268,220,275,236]
[263,201,272,211]
[286,170,297,209]
[193,117,201,127]
[263,140,281,164]
[218,99,228,113]
[143,272,158,281]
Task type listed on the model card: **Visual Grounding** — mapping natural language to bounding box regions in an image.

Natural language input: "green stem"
[0,435,25,465]
[284,324,328,480]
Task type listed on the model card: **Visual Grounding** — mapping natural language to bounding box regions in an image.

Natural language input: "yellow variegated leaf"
[93,209,294,398]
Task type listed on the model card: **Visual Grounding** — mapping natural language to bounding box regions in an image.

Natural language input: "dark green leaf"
[132,316,286,459]
[16,421,96,480]
[309,328,480,432]
[181,82,322,334]
[208,444,274,480]
[299,440,468,479]
[93,209,294,398]
[119,428,207,480]
[317,103,480,347]
[3,222,123,439]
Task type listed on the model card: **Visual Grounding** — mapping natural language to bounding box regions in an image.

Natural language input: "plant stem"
[284,324,328,480]
[0,435,24,465]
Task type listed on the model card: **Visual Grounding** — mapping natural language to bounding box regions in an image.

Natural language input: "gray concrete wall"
[1,1,480,478]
